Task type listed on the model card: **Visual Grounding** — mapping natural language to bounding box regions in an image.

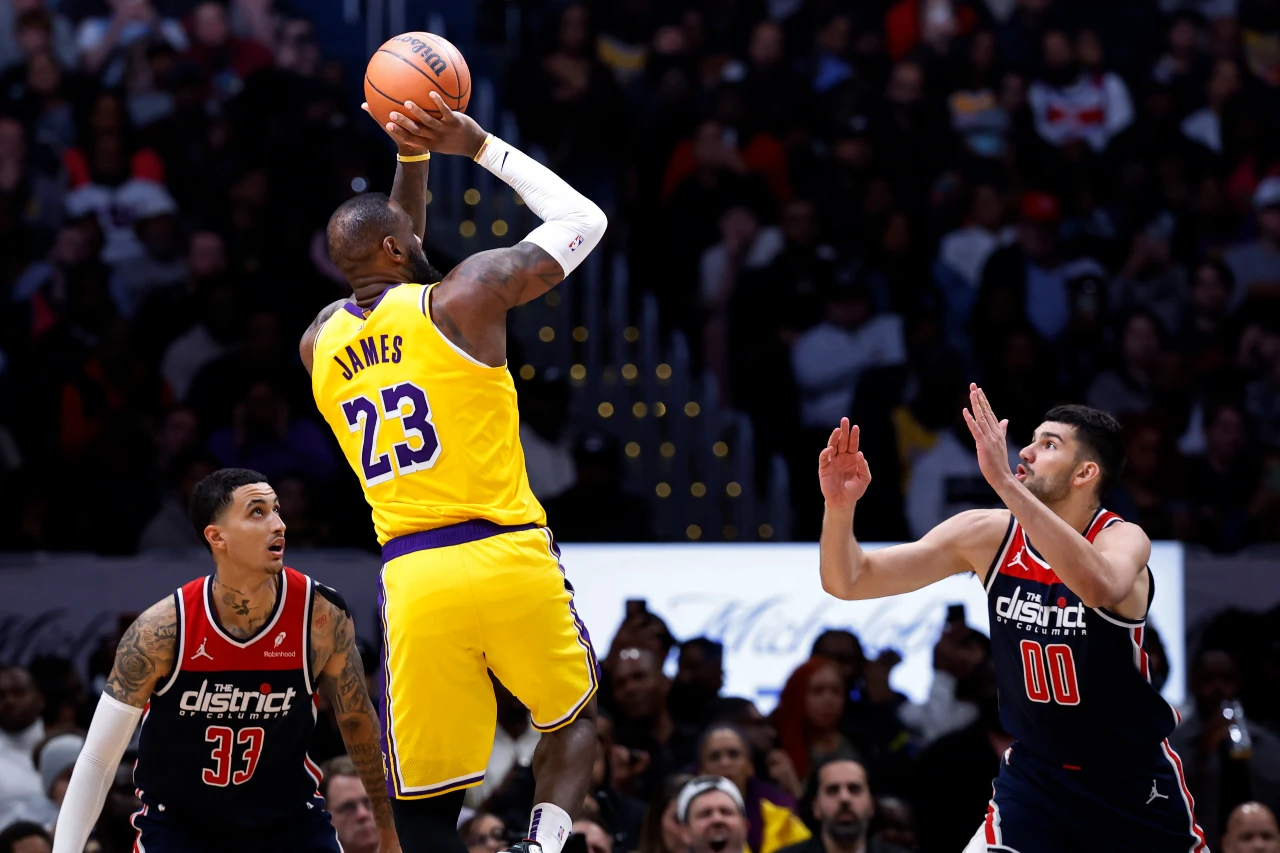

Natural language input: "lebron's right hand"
[818,417,872,510]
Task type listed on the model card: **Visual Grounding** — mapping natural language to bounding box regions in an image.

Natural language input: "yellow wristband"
[397,152,430,162]
[472,132,494,163]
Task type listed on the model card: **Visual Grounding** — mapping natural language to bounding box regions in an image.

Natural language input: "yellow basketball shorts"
[376,520,598,799]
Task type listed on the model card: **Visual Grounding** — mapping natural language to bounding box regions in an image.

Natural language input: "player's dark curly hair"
[1043,405,1125,499]
[189,468,270,551]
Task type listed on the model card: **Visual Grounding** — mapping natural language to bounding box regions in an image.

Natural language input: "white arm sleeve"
[52,693,144,853]
[475,135,607,278]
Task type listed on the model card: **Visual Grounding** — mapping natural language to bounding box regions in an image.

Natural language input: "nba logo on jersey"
[568,234,584,252]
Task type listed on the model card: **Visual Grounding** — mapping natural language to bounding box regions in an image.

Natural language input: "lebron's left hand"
[963,382,1015,490]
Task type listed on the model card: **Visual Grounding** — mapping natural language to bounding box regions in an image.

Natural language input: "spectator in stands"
[1225,178,1280,309]
[1110,218,1189,338]
[637,774,693,853]
[0,115,65,246]
[791,279,906,433]
[1221,802,1280,853]
[1183,58,1243,154]
[75,0,188,88]
[185,1,272,103]
[35,731,83,812]
[1170,648,1280,850]
[108,180,185,316]
[187,310,304,431]
[460,811,507,853]
[948,31,1012,162]
[1181,259,1239,381]
[578,714,644,853]
[937,182,1013,295]
[697,723,810,853]
[1183,402,1265,550]
[1153,12,1212,111]
[906,385,1018,538]
[707,698,802,798]
[973,191,1070,355]
[1087,311,1170,419]
[611,647,700,801]
[678,776,750,853]
[899,620,988,746]
[138,447,216,550]
[27,656,83,735]
[0,822,51,853]
[574,818,614,853]
[320,756,379,853]
[1028,27,1133,153]
[0,666,53,830]
[207,379,337,481]
[772,658,857,783]
[1107,417,1181,540]
[0,1,76,72]
[778,757,908,853]
[884,0,981,61]
[868,797,917,851]
[671,637,725,728]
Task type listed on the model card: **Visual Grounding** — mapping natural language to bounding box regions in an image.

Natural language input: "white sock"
[528,802,572,853]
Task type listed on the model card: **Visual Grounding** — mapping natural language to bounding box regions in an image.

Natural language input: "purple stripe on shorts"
[377,570,403,799]
[382,520,539,562]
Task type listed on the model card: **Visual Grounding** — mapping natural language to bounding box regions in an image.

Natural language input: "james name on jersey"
[177,679,299,720]
[995,586,1088,636]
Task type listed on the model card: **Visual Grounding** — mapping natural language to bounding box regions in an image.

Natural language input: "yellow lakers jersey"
[310,283,546,544]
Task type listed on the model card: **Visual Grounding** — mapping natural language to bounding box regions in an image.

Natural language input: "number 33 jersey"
[311,283,545,544]
[985,509,1181,767]
[134,568,324,829]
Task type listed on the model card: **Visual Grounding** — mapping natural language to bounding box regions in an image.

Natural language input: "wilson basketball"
[364,32,471,128]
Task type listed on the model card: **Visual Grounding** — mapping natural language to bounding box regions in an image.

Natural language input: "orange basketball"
[364,32,471,129]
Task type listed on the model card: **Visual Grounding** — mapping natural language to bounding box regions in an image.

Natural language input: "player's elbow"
[1076,577,1129,609]
[581,200,607,246]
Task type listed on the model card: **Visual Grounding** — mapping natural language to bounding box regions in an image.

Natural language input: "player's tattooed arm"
[314,596,400,849]
[103,597,178,708]
[431,243,565,366]
[299,298,352,376]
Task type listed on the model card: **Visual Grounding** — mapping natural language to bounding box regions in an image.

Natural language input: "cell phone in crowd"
[947,603,966,624]
[626,599,648,619]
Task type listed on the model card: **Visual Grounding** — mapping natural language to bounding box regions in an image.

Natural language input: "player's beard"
[1023,467,1072,504]
[406,244,443,285]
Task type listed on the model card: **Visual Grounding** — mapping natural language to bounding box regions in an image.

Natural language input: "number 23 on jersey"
[341,381,441,486]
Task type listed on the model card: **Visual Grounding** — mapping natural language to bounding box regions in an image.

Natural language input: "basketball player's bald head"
[326,192,439,287]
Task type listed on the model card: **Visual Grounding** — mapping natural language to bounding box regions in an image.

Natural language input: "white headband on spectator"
[677,775,746,823]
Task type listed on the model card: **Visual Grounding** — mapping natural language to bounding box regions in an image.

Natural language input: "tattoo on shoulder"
[104,598,178,707]
[456,243,564,307]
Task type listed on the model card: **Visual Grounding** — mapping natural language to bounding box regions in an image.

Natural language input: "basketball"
[364,32,471,128]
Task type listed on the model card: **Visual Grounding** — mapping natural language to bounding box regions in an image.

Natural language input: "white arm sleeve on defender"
[52,693,144,853]
[475,135,607,277]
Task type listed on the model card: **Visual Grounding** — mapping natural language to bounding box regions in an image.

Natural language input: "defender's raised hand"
[963,382,1015,489]
[818,417,872,509]
[364,91,488,158]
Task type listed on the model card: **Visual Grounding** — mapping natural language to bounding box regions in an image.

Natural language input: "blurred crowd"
[1,0,1279,550]
[507,0,1280,545]
[4,601,1280,852]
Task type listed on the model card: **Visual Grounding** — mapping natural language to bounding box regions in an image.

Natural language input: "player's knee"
[391,789,468,852]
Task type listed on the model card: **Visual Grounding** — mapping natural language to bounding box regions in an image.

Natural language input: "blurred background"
[0,0,1279,851]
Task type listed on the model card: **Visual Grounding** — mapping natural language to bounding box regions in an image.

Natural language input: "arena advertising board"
[563,541,1186,710]
[0,542,1184,709]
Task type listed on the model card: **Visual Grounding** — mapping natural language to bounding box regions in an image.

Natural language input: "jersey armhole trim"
[984,514,1016,594]
[1095,563,1154,625]
[152,590,185,696]
[423,283,509,372]
[303,578,317,695]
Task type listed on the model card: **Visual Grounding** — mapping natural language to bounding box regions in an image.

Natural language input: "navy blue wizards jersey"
[985,509,1181,768]
[133,568,325,831]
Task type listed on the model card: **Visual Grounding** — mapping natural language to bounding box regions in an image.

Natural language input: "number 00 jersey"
[986,509,1180,767]
[133,568,324,830]
[311,283,546,545]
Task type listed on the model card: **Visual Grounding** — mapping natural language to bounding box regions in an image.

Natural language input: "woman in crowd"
[697,723,810,853]
[772,657,859,781]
